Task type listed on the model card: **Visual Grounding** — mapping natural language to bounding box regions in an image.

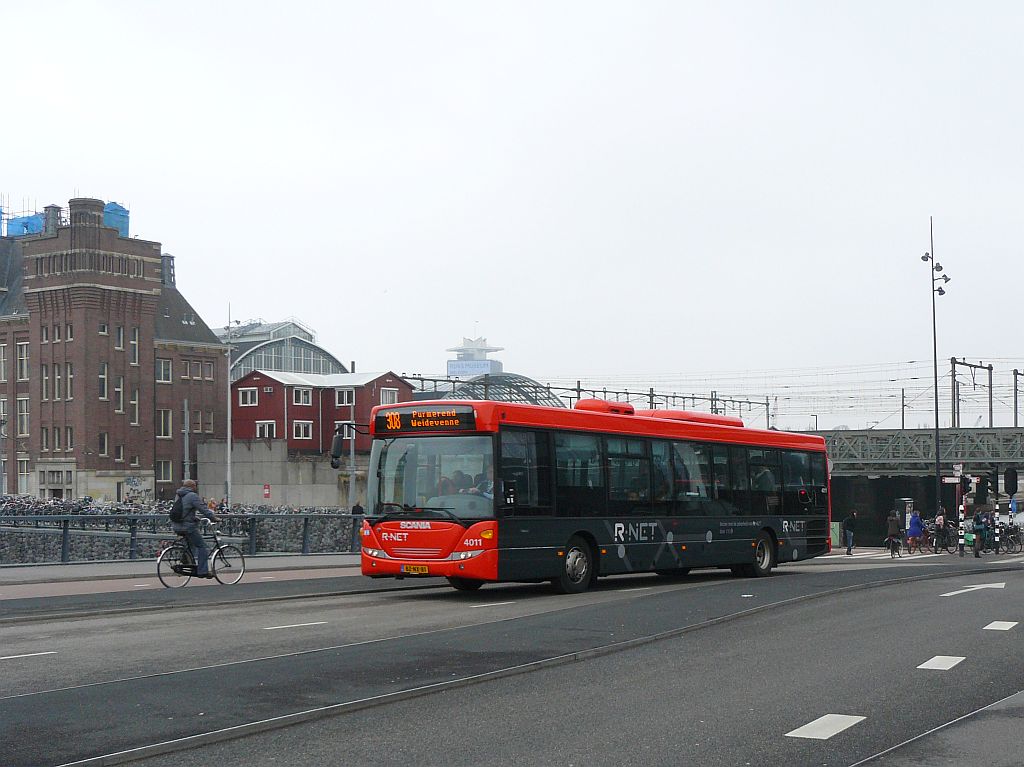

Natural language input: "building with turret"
[0,198,227,500]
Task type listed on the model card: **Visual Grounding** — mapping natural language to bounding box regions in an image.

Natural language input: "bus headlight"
[447,549,484,561]
[362,547,389,559]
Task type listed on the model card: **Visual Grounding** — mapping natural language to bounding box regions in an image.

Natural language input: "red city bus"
[334,399,830,593]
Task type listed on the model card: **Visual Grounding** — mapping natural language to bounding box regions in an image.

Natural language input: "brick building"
[0,197,227,501]
[230,370,413,454]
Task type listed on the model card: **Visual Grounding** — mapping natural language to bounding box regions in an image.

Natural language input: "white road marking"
[260,576,276,580]
[918,655,965,670]
[470,602,515,609]
[786,714,866,739]
[620,587,652,592]
[741,594,755,598]
[941,583,1005,597]
[1,651,58,661]
[983,621,1018,631]
[133,584,151,588]
[263,622,328,631]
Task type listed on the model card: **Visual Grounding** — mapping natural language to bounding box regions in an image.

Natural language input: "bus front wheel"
[447,576,483,591]
[554,536,593,594]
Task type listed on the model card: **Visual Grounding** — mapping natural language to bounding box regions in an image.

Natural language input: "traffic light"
[1006,468,1019,497]
[960,475,972,493]
[975,475,989,505]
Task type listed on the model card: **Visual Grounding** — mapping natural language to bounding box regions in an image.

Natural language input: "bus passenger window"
[782,450,812,515]
[673,441,712,516]
[554,433,606,517]
[607,437,652,517]
[499,429,552,516]
[748,448,781,515]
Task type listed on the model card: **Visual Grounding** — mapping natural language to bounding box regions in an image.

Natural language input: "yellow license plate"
[402,565,429,574]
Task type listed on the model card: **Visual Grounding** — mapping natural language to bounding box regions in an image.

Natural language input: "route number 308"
[385,412,401,430]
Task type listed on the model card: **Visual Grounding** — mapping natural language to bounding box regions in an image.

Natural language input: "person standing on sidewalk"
[842,510,858,555]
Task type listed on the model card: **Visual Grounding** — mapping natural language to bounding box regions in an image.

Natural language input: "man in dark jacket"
[842,510,857,555]
[171,479,218,577]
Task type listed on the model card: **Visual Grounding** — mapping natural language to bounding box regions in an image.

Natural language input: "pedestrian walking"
[842,509,858,554]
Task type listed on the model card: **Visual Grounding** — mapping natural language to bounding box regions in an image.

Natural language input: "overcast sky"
[4,1,1022,428]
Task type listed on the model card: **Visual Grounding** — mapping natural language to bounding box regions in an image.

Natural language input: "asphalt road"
[3,551,1023,766]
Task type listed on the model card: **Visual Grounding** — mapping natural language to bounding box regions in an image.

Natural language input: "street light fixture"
[922,216,951,517]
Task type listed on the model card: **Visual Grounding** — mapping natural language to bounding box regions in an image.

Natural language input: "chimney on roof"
[351,360,356,373]
[44,205,61,235]
[161,253,176,287]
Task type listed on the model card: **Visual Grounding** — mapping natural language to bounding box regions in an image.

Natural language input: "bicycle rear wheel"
[212,544,246,584]
[157,544,193,588]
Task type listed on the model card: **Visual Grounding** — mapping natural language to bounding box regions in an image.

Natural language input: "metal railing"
[0,513,364,564]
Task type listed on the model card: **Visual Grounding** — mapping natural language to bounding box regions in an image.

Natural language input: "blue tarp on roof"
[103,202,129,237]
[6,213,44,237]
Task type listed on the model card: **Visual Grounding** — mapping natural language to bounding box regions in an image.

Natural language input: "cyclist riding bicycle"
[886,510,903,554]
[170,479,218,578]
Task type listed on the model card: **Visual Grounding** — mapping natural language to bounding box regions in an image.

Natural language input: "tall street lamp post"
[922,216,951,515]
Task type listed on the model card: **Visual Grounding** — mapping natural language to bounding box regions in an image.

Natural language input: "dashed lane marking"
[1,651,57,661]
[263,622,328,631]
[918,655,965,670]
[470,602,516,609]
[983,621,1018,631]
[786,714,866,739]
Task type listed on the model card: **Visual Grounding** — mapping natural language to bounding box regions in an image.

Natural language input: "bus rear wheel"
[554,536,594,594]
[447,576,483,591]
[749,532,775,577]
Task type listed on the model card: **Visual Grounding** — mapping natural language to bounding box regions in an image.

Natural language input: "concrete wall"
[198,439,368,508]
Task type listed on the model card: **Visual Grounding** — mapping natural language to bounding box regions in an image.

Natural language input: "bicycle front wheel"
[157,544,193,588]
[212,545,246,584]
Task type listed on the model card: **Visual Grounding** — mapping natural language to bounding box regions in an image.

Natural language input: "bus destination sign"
[376,406,477,433]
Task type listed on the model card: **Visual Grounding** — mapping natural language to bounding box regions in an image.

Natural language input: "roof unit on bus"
[633,409,745,428]
[573,399,636,416]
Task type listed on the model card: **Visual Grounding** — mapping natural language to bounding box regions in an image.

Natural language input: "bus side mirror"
[330,433,344,469]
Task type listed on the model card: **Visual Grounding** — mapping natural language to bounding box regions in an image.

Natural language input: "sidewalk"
[0,552,362,586]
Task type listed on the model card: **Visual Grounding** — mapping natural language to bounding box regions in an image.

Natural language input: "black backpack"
[169,495,185,524]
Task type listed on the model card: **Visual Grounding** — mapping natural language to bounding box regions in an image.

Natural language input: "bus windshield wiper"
[416,506,466,526]
[376,502,465,526]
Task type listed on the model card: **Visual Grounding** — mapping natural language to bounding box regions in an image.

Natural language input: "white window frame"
[293,420,313,440]
[16,397,29,437]
[156,460,172,483]
[114,444,124,463]
[239,388,258,407]
[157,409,173,439]
[66,323,73,341]
[98,322,109,335]
[41,326,48,343]
[98,432,109,457]
[65,426,74,450]
[381,388,399,405]
[115,326,124,350]
[334,420,355,440]
[129,327,139,365]
[54,364,61,400]
[53,324,60,342]
[335,388,354,407]
[0,344,7,382]
[16,343,29,381]
[156,358,172,383]
[66,362,73,400]
[130,389,140,426]
[293,387,312,406]
[41,364,49,400]
[204,362,214,380]
[114,376,124,413]
[40,426,49,452]
[98,362,108,400]
[256,420,277,438]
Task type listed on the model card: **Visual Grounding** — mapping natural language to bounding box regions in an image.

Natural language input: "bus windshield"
[368,435,495,520]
